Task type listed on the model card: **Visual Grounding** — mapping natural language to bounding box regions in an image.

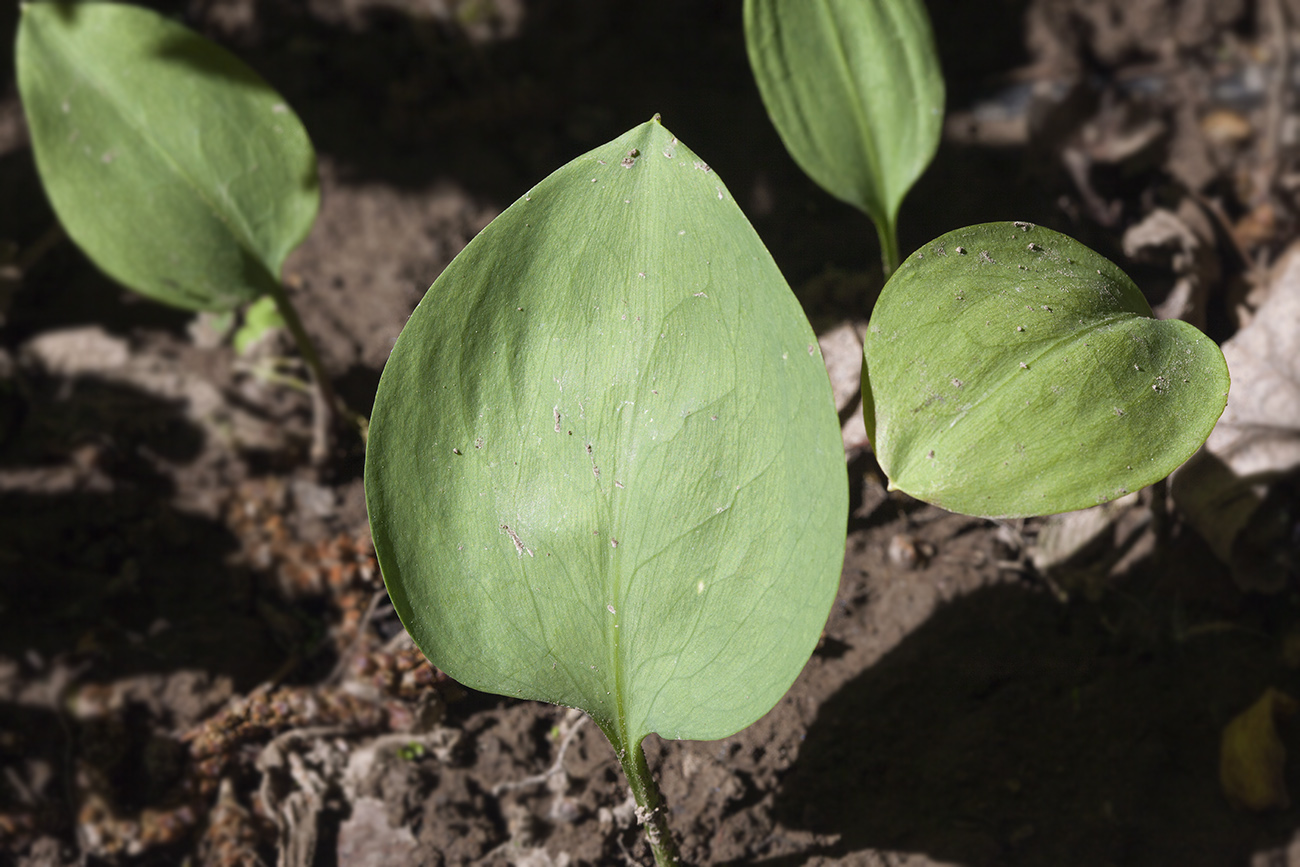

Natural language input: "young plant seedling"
[746,5,1229,513]
[864,223,1231,518]
[365,117,849,865]
[744,0,944,276]
[15,2,338,462]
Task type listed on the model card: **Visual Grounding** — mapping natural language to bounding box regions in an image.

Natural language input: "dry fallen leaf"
[816,320,871,456]
[1121,200,1218,329]
[1221,688,1297,811]
[817,321,864,413]
[1028,492,1145,597]
[1200,108,1253,147]
[1173,244,1300,592]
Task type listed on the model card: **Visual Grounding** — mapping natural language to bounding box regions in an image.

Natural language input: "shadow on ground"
[770,574,1300,866]
[0,372,289,687]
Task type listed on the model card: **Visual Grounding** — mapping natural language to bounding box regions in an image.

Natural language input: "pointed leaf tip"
[366,123,847,748]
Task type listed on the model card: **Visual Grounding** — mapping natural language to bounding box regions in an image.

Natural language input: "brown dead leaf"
[1028,492,1146,598]
[816,321,871,456]
[1200,108,1253,146]
[1232,201,1278,254]
[1172,243,1300,592]
[817,322,864,414]
[1122,199,1218,329]
[1221,688,1297,811]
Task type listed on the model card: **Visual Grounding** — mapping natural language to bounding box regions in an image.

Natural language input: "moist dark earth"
[3,1,1300,865]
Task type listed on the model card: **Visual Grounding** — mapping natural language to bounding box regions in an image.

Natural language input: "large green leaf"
[16,2,318,311]
[864,223,1230,518]
[366,119,847,752]
[744,0,944,270]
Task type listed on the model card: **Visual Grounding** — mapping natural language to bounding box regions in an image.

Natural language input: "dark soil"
[2,1,1300,865]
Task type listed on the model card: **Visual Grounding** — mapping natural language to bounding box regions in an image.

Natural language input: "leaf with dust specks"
[365,119,847,757]
[16,2,318,311]
[863,222,1229,519]
[744,0,943,272]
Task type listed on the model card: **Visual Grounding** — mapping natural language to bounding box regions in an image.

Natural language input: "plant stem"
[614,735,682,867]
[265,280,337,465]
[1149,477,1169,554]
[876,217,901,279]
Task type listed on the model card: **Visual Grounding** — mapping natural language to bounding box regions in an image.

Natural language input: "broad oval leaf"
[863,223,1230,518]
[365,119,847,749]
[16,2,318,311]
[744,0,943,246]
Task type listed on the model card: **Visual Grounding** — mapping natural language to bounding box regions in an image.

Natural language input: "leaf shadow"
[0,0,1054,435]
[97,0,1044,284]
[150,31,265,93]
[0,370,285,690]
[1175,446,1300,594]
[765,575,1300,866]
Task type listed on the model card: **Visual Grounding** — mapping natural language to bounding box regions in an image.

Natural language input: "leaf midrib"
[887,310,1143,477]
[815,0,884,219]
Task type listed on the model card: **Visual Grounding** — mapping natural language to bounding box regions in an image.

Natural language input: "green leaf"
[863,222,1230,519]
[233,295,285,355]
[365,119,847,752]
[16,2,318,311]
[744,0,944,271]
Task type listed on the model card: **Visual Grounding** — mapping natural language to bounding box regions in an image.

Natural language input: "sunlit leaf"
[365,119,847,753]
[744,0,944,271]
[16,2,318,311]
[863,222,1230,518]
[233,296,285,355]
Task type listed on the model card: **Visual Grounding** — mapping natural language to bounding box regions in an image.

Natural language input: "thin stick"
[491,709,588,797]
[326,588,388,686]
[1149,477,1169,555]
[15,223,66,274]
[1260,0,1290,200]
[265,280,337,465]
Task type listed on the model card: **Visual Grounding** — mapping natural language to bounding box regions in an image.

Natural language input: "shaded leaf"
[744,0,943,267]
[863,222,1229,518]
[365,120,847,751]
[16,2,318,311]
